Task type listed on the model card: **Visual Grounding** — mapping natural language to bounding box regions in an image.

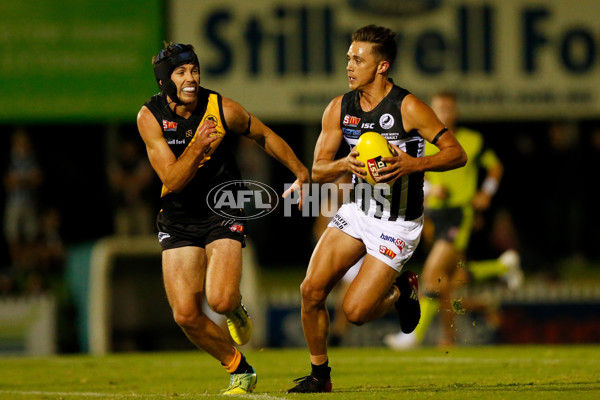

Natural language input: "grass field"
[1,345,599,399]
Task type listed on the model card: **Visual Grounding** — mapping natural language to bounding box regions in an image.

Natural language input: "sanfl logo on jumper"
[162,120,178,131]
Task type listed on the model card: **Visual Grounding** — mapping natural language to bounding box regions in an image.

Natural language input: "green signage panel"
[0,0,163,123]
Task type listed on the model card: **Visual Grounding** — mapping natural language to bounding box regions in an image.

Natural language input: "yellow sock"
[414,296,439,343]
[468,258,508,282]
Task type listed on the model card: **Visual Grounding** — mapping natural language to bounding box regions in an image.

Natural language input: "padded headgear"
[153,44,200,104]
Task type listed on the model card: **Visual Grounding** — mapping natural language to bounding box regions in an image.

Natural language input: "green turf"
[1,345,599,399]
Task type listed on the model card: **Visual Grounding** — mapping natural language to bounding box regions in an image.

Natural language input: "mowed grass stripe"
[0,345,598,399]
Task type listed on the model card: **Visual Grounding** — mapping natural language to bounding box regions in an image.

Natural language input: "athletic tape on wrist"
[481,177,499,196]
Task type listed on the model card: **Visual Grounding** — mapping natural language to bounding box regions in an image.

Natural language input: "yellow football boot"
[226,303,253,346]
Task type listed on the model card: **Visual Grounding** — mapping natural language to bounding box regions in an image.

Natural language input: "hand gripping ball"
[355,131,397,185]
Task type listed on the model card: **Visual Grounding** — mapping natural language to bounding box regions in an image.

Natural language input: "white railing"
[0,295,56,355]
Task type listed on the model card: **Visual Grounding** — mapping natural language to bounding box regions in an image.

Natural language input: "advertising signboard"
[170,0,600,121]
[0,0,163,122]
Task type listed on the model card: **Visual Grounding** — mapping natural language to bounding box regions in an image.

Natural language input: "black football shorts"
[426,205,473,251]
[156,209,247,251]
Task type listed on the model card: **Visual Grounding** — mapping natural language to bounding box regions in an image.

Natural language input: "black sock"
[311,360,331,380]
[233,353,253,374]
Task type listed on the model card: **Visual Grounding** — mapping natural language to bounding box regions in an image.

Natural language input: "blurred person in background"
[16,206,67,295]
[107,137,155,236]
[2,128,43,292]
[137,43,308,394]
[288,26,467,393]
[384,91,522,350]
[35,207,66,285]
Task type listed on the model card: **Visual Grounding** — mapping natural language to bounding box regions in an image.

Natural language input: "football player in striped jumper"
[287,25,466,393]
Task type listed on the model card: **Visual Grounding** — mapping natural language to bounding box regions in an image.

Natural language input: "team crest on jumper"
[379,114,394,129]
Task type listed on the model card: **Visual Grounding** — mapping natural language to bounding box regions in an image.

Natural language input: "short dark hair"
[351,25,397,66]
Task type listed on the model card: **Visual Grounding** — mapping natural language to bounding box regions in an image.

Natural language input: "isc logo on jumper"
[207,180,279,220]
[366,156,386,182]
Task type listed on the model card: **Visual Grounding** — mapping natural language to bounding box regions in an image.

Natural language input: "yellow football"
[355,131,397,185]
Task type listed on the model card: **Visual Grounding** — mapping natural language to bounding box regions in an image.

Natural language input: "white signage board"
[170,0,600,122]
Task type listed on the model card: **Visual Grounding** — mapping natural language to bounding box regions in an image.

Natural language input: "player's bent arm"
[402,95,467,172]
[484,161,503,185]
[312,97,364,183]
[222,97,309,184]
[472,158,504,210]
[136,106,216,192]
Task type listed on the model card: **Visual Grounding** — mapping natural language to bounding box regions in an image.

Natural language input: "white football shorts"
[328,202,423,273]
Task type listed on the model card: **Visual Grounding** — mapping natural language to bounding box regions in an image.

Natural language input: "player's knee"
[344,310,366,326]
[208,296,238,315]
[172,307,202,330]
[300,280,327,305]
[343,303,367,326]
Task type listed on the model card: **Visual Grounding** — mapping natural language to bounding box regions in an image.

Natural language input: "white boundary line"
[356,356,600,365]
[0,390,288,399]
[0,391,169,398]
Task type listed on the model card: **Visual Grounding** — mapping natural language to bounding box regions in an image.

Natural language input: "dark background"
[2,118,599,274]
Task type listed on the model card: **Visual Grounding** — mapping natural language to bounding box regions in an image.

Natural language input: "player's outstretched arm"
[222,97,310,209]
